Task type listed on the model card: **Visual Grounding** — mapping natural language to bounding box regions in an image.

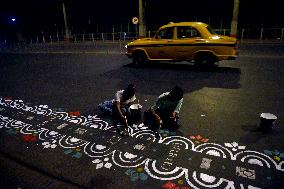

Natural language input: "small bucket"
[129,104,142,123]
[259,113,277,132]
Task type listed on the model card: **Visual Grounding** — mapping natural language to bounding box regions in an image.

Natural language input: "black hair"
[170,86,183,101]
[122,84,135,99]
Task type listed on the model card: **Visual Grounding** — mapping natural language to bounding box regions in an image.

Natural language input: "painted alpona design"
[0,97,283,189]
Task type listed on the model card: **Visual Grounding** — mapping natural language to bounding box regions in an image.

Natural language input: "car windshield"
[206,25,217,35]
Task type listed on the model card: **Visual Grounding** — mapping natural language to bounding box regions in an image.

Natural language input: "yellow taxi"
[125,22,237,66]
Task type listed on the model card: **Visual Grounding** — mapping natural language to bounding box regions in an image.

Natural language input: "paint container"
[259,113,277,132]
[129,104,142,123]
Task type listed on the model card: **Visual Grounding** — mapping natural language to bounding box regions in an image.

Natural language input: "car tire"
[194,54,217,67]
[133,51,148,67]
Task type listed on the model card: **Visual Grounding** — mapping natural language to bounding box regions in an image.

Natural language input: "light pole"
[138,0,146,37]
[62,2,70,40]
[230,0,240,37]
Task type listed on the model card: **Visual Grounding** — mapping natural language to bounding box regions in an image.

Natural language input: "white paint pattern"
[0,98,284,189]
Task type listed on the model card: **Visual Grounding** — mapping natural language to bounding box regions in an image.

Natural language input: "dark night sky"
[0,0,283,35]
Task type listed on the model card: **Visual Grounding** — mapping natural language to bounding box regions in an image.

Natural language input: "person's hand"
[170,112,176,118]
[155,115,162,125]
[170,112,177,121]
[120,115,128,127]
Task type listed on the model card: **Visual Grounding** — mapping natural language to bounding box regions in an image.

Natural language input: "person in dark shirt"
[144,86,184,132]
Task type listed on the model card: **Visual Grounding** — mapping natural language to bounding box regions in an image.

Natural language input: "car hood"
[127,38,152,45]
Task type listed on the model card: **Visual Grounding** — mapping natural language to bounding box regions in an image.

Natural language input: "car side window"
[177,26,200,39]
[157,27,173,39]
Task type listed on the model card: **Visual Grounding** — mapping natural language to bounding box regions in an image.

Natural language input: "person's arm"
[174,98,183,114]
[171,98,183,120]
[148,107,161,123]
[150,97,164,124]
[113,90,128,125]
[113,101,128,126]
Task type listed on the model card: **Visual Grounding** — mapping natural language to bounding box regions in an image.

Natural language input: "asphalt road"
[0,42,284,189]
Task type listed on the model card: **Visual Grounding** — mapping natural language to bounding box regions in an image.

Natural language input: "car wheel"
[133,51,148,66]
[194,54,217,67]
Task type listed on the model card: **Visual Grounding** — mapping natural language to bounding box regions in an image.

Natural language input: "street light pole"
[62,2,70,40]
[138,0,146,37]
[230,0,240,37]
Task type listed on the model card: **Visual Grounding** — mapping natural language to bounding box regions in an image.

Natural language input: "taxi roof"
[159,22,208,29]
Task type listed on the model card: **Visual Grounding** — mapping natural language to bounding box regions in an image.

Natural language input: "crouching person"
[144,86,183,132]
[98,84,136,133]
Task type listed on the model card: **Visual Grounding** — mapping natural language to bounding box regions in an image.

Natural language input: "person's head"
[122,84,135,100]
[169,86,183,101]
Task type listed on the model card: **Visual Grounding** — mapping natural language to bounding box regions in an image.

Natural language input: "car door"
[174,26,203,60]
[146,27,175,60]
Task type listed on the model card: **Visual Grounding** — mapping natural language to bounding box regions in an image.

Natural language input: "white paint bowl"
[129,104,142,110]
[259,113,277,131]
[129,104,142,123]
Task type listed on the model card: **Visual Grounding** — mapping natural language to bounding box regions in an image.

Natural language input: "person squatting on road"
[144,86,184,132]
[98,84,137,129]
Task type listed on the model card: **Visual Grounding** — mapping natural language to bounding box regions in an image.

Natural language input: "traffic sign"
[132,17,139,25]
